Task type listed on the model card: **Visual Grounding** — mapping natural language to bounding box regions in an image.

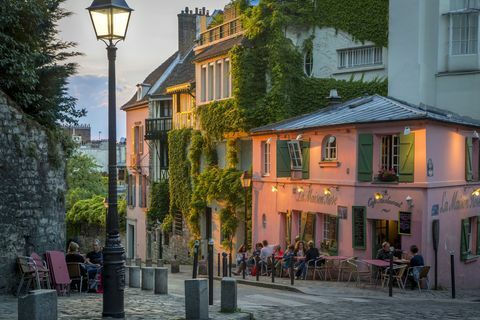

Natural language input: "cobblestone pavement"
[0,265,479,319]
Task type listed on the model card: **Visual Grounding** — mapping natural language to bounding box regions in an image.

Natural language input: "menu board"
[352,206,366,249]
[398,211,412,235]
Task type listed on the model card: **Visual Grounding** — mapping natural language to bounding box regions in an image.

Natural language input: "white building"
[389,0,480,119]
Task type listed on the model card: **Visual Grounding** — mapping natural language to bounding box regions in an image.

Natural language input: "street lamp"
[87,0,133,318]
[240,171,251,248]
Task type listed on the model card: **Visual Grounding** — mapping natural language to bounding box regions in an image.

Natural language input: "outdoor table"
[363,259,391,285]
[393,259,410,265]
[320,256,351,280]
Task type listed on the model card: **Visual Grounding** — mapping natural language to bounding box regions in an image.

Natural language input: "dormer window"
[136,83,151,101]
[137,86,143,101]
[322,135,337,161]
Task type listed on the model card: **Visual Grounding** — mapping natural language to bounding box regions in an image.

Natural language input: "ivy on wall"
[147,180,169,227]
[196,99,244,140]
[188,130,203,177]
[226,139,239,169]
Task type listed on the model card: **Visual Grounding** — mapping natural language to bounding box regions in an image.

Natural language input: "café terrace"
[249,94,480,289]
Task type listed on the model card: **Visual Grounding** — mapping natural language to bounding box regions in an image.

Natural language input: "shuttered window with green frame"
[357,134,373,182]
[399,133,415,183]
[460,216,480,261]
[301,141,310,179]
[276,140,290,178]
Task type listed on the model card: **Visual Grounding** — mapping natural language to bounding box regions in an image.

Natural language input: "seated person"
[232,244,247,276]
[85,240,103,291]
[272,245,284,274]
[297,241,320,279]
[248,242,263,266]
[376,242,392,260]
[259,240,274,262]
[66,242,88,290]
[281,245,295,275]
[407,245,424,288]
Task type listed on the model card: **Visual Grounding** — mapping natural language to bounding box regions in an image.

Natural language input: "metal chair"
[67,262,85,293]
[346,259,372,286]
[381,264,407,291]
[30,252,51,290]
[315,259,334,280]
[403,265,430,291]
[16,256,40,297]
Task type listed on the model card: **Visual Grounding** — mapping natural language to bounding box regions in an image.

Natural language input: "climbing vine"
[196,99,244,140]
[146,180,169,227]
[188,130,203,177]
[226,139,239,169]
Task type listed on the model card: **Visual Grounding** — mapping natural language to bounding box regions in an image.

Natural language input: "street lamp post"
[240,171,252,248]
[87,1,133,318]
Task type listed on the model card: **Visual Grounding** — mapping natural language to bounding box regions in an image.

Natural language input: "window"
[451,13,478,55]
[380,135,399,173]
[461,216,479,260]
[215,61,222,99]
[338,46,383,69]
[322,135,337,161]
[223,59,231,98]
[176,94,181,113]
[322,214,338,255]
[304,49,313,77]
[261,141,271,175]
[127,174,136,207]
[287,140,303,170]
[200,65,207,102]
[208,63,214,101]
[450,0,480,10]
[139,175,147,208]
[133,125,143,155]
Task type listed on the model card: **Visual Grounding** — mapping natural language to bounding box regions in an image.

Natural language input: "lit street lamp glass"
[87,0,132,42]
[241,171,251,188]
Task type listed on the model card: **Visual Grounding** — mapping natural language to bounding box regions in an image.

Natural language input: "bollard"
[146,259,152,267]
[450,253,455,299]
[126,258,132,266]
[221,278,237,313]
[18,290,57,320]
[135,257,142,267]
[125,266,130,286]
[141,267,154,290]
[228,252,232,277]
[157,259,164,268]
[256,257,260,281]
[193,240,199,279]
[129,266,141,288]
[242,253,246,280]
[271,253,275,283]
[290,257,294,285]
[185,279,209,320]
[389,251,394,297]
[171,255,180,274]
[217,253,221,277]
[222,252,228,277]
[154,267,168,294]
[208,239,214,305]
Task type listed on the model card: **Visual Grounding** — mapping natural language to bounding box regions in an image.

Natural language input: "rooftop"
[251,95,480,134]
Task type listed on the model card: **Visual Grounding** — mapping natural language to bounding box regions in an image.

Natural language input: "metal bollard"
[222,252,228,277]
[389,251,394,297]
[217,253,221,277]
[256,257,260,282]
[290,257,294,285]
[271,253,275,283]
[242,253,246,280]
[192,240,199,279]
[450,253,455,299]
[208,239,214,306]
[228,252,232,277]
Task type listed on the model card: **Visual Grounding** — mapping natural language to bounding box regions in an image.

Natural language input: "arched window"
[304,48,313,77]
[323,135,337,161]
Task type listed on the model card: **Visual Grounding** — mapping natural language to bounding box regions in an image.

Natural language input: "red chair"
[30,252,51,290]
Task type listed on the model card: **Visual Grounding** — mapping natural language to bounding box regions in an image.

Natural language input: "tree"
[0,0,85,127]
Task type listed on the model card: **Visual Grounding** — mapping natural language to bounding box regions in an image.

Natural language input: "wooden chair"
[16,256,39,297]
[381,264,407,291]
[30,252,51,290]
[346,259,372,286]
[67,262,85,293]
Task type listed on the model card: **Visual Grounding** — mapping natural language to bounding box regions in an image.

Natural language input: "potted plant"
[376,168,398,182]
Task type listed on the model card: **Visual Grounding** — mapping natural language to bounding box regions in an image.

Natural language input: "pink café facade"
[250,95,480,289]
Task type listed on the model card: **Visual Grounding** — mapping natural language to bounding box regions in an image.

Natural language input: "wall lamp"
[374,190,388,200]
[272,185,278,192]
[404,126,411,135]
[406,195,414,209]
[472,188,480,197]
[297,186,304,193]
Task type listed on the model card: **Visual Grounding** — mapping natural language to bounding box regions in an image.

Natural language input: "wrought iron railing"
[198,17,243,46]
[145,117,172,140]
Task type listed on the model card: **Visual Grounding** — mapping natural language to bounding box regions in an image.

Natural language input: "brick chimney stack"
[178,7,205,59]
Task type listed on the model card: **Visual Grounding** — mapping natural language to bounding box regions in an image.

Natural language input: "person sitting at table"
[376,242,392,260]
[85,239,103,291]
[65,241,88,285]
[281,244,295,276]
[406,244,425,289]
[294,241,306,279]
[297,240,321,279]
[272,245,284,275]
[232,244,248,276]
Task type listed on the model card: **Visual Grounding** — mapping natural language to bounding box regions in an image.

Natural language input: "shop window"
[304,48,313,77]
[287,140,303,170]
[300,212,316,243]
[322,135,337,161]
[380,135,399,174]
[261,140,271,175]
[461,216,479,261]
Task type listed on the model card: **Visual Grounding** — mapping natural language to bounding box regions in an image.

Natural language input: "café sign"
[436,191,480,214]
[295,189,337,206]
[367,196,403,213]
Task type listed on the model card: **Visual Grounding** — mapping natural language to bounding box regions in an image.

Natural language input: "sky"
[60,0,228,140]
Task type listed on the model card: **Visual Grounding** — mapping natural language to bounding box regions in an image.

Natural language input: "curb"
[213,276,304,294]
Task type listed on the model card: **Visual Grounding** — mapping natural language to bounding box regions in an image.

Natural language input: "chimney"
[178,8,197,59]
[326,89,342,106]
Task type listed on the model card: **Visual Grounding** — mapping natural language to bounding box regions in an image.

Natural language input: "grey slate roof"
[151,50,195,97]
[251,95,480,133]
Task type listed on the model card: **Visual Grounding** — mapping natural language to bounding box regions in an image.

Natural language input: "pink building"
[250,95,480,289]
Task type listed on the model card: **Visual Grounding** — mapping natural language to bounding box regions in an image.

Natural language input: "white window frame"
[380,135,399,173]
[223,58,231,98]
[337,46,383,69]
[450,12,479,55]
[322,135,337,161]
[262,141,271,176]
[200,65,207,102]
[287,140,303,170]
[450,0,480,10]
[215,60,222,100]
[304,49,313,77]
[208,63,214,101]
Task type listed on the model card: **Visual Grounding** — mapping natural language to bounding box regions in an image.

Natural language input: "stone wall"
[0,91,67,294]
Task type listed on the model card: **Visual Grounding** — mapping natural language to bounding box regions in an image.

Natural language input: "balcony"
[174,111,197,129]
[198,17,243,47]
[145,117,172,140]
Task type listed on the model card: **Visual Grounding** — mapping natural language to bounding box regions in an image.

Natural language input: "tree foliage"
[0,0,85,127]
[146,180,169,226]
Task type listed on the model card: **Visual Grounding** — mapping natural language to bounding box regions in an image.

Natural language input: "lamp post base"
[102,233,125,318]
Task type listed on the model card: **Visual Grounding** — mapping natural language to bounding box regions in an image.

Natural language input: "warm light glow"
[272,185,278,192]
[88,0,132,41]
[374,192,383,200]
[472,188,480,197]
[297,186,304,193]
[323,187,332,196]
[90,10,110,37]
[240,171,252,188]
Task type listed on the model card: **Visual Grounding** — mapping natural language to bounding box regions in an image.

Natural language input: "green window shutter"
[477,217,480,256]
[399,133,415,183]
[301,141,310,179]
[276,140,290,178]
[460,218,469,261]
[465,137,473,181]
[357,134,373,182]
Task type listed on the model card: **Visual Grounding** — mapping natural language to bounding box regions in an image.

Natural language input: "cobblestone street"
[1,267,479,319]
